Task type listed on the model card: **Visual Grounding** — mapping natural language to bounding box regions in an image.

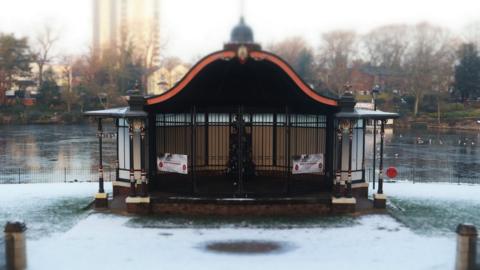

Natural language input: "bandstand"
[85,18,398,215]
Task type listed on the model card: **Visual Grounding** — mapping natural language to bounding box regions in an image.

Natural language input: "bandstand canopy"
[84,107,147,118]
[146,50,338,114]
[336,109,399,120]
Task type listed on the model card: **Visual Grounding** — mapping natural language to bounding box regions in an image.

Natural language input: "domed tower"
[224,17,261,51]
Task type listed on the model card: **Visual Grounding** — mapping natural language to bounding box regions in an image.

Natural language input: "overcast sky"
[0,0,479,62]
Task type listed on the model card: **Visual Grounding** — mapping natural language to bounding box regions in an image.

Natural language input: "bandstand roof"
[145,49,339,113]
[84,107,147,118]
[335,109,399,119]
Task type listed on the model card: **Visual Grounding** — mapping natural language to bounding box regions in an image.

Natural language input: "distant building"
[147,64,189,95]
[349,65,405,95]
[31,64,71,89]
[93,0,160,67]
[4,76,38,107]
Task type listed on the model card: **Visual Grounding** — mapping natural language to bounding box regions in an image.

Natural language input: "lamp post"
[371,85,380,190]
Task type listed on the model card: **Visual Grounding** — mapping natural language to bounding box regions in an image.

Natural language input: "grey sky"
[0,0,479,62]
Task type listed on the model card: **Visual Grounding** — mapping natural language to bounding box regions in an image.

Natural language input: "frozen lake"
[373,127,480,183]
[0,124,116,183]
[0,124,479,183]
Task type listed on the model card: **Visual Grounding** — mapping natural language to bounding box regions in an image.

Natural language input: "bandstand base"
[373,193,387,209]
[94,193,108,208]
[331,197,356,214]
[126,197,152,214]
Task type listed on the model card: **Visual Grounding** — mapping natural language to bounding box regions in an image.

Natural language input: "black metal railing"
[365,167,480,185]
[0,167,115,184]
[0,235,4,270]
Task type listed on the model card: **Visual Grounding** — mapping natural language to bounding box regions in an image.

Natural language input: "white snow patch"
[0,182,112,203]
[0,182,465,269]
[380,181,480,202]
[28,214,453,270]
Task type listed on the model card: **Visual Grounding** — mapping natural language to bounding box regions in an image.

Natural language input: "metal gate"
[154,106,327,197]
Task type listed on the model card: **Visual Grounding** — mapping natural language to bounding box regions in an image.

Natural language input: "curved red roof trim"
[147,51,236,105]
[147,50,338,107]
[250,51,338,107]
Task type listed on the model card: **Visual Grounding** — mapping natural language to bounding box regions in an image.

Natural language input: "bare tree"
[124,18,166,91]
[317,30,357,94]
[268,36,316,83]
[32,24,59,87]
[463,21,480,48]
[162,56,183,71]
[362,24,409,69]
[403,23,456,116]
[59,56,78,113]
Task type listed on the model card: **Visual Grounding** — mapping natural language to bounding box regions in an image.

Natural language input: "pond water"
[0,124,479,183]
[0,124,116,183]
[366,127,480,183]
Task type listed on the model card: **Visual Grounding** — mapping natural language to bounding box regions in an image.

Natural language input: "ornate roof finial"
[343,82,353,94]
[240,0,245,19]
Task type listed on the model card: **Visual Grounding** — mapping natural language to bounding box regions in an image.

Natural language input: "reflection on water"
[0,124,116,171]
[0,124,479,183]
[366,128,480,182]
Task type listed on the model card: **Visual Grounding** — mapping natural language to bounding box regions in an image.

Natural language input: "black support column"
[191,106,197,194]
[285,106,291,195]
[140,120,148,197]
[335,123,342,198]
[97,118,105,194]
[236,106,245,197]
[148,113,156,193]
[346,120,353,198]
[378,120,385,194]
[115,119,119,183]
[325,114,335,190]
[129,120,136,197]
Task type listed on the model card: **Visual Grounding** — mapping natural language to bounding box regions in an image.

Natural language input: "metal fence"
[0,166,478,185]
[0,167,115,184]
[365,167,480,185]
[0,235,4,270]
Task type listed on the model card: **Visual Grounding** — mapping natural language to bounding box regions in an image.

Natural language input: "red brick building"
[349,65,405,95]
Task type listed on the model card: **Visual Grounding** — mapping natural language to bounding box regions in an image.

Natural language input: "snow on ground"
[0,182,112,269]
[28,213,453,270]
[0,183,112,239]
[0,182,111,204]
[381,181,480,235]
[2,181,479,269]
[383,181,480,202]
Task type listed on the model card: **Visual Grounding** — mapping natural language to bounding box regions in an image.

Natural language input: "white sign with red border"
[157,154,188,174]
[292,154,324,174]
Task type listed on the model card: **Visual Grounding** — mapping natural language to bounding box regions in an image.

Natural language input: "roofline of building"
[146,49,339,107]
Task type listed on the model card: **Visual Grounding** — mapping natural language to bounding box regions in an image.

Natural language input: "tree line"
[268,22,480,117]
[1,21,480,121]
[0,24,155,120]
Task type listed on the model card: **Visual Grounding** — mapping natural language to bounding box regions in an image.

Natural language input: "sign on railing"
[157,154,188,174]
[292,154,324,174]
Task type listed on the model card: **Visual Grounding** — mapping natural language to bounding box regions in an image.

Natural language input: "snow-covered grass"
[28,214,453,270]
[382,182,480,236]
[384,181,480,202]
[0,182,111,239]
[2,181,480,269]
[0,182,110,203]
